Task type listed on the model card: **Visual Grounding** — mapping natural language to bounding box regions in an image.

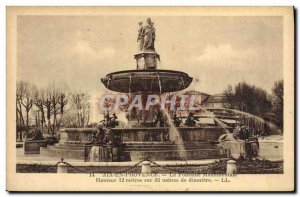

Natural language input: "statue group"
[137,18,156,51]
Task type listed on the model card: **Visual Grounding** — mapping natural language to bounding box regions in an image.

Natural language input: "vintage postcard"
[6,6,294,192]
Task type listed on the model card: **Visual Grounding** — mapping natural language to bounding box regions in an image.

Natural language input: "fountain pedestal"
[134,51,160,69]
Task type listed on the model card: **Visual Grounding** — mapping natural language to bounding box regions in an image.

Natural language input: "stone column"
[226,160,237,175]
[57,163,68,173]
[141,161,151,173]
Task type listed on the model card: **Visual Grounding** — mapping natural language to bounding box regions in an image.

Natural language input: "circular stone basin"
[59,128,97,144]
[101,69,193,93]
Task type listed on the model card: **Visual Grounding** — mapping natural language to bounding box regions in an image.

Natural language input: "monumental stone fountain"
[41,18,231,161]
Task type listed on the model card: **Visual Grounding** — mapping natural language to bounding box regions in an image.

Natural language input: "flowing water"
[161,104,234,160]
[229,109,282,134]
[88,146,100,162]
[196,104,231,134]
[162,110,187,160]
[200,106,282,135]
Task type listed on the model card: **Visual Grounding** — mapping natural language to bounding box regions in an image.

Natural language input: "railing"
[53,157,283,174]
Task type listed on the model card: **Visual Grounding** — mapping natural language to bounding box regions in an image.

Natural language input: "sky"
[17,15,283,96]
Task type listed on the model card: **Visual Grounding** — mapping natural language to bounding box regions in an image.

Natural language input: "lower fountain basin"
[59,128,97,144]
[114,126,228,142]
[41,127,227,161]
[41,128,97,160]
[117,127,227,161]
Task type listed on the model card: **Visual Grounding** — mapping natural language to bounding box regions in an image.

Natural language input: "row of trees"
[16,80,92,136]
[222,80,283,129]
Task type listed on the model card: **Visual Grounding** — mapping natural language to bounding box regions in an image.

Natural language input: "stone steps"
[128,149,221,161]
[40,147,85,160]
[124,142,216,150]
[125,148,219,152]
[48,144,86,150]
[124,146,216,151]
[58,141,90,146]
[124,141,214,145]
[123,141,222,161]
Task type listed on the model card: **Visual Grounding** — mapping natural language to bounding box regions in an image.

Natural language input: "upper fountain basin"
[101,69,193,93]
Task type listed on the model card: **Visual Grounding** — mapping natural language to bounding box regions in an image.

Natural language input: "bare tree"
[16,81,36,133]
[42,83,61,135]
[51,94,59,132]
[32,87,46,130]
[38,81,71,135]
[43,87,54,135]
[16,81,26,128]
[16,81,27,141]
[61,110,78,128]
[16,80,90,135]
[56,82,69,130]
[71,92,91,127]
[22,90,34,132]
